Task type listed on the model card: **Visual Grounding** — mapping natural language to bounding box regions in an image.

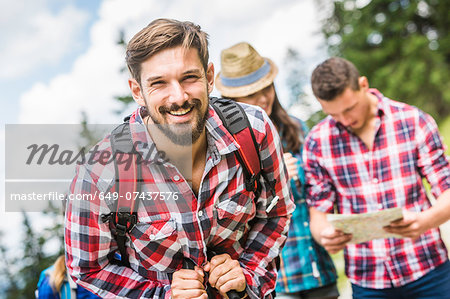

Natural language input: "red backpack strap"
[210,98,262,196]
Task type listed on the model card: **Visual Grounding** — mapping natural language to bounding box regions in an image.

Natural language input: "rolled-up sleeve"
[65,164,171,299]
[302,135,336,213]
[415,111,450,198]
[238,108,295,298]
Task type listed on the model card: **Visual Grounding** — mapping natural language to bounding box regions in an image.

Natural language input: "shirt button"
[304,222,309,227]
[236,206,242,212]
[373,178,379,184]
[309,246,313,250]
[149,234,155,240]
[198,210,203,217]
[173,175,180,181]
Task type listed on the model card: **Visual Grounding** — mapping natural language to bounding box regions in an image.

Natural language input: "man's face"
[129,46,214,145]
[318,85,372,131]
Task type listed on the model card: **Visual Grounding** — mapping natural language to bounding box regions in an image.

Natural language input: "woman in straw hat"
[216,42,339,299]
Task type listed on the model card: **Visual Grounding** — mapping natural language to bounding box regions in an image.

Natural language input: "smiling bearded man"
[65,18,294,299]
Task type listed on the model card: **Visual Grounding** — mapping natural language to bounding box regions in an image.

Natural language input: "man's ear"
[128,78,146,106]
[359,76,369,91]
[206,62,214,94]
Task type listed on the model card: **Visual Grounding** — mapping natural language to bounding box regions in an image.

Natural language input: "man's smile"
[167,106,193,116]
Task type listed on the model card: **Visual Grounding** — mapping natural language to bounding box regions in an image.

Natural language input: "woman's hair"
[227,84,303,153]
[49,255,66,293]
[270,89,303,153]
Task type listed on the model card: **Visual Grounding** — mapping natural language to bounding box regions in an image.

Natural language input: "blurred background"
[0,0,449,297]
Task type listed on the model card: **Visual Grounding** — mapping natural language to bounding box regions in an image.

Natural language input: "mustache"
[158,99,202,114]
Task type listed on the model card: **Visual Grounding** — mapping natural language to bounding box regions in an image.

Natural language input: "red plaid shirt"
[304,89,450,289]
[65,102,294,298]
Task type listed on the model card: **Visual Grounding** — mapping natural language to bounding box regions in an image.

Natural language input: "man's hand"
[203,253,246,298]
[171,266,207,299]
[283,153,298,180]
[384,210,429,240]
[320,226,352,254]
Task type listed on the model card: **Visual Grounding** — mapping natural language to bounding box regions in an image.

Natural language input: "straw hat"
[215,42,278,98]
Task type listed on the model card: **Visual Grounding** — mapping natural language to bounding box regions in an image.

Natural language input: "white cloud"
[0,1,89,79]
[18,0,326,124]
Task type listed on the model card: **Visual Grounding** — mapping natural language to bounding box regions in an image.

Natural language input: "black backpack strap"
[106,121,142,267]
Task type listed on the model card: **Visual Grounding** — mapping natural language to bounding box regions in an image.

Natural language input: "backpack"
[101,98,277,267]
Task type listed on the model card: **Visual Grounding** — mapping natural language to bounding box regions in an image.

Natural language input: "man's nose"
[167,81,188,104]
[339,116,352,127]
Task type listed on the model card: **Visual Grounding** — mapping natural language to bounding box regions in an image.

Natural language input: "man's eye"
[151,81,165,87]
[183,75,198,81]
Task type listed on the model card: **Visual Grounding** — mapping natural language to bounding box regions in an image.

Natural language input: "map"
[327,207,405,244]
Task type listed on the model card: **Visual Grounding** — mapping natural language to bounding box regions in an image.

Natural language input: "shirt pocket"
[215,192,256,240]
[130,218,182,273]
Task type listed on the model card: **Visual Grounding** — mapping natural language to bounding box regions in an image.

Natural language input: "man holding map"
[303,57,450,298]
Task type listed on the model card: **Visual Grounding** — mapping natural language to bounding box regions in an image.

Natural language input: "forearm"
[309,207,331,246]
[73,263,169,298]
[239,215,290,299]
[421,189,450,229]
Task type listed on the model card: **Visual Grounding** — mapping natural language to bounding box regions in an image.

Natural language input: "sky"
[0,0,328,255]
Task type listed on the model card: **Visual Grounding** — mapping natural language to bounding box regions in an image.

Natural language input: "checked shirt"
[303,89,450,289]
[65,102,294,298]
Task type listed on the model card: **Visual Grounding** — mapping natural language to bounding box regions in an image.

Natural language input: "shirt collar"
[369,88,386,118]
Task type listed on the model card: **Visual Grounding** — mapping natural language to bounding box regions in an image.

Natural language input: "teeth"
[168,106,192,116]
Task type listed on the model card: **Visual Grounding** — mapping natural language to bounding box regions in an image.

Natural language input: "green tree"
[284,48,309,108]
[0,232,20,298]
[0,211,62,299]
[318,0,450,122]
[0,118,96,297]
[283,48,328,128]
[115,30,134,113]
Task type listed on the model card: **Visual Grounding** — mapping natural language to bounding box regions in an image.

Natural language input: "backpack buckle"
[116,212,137,235]
[245,174,258,192]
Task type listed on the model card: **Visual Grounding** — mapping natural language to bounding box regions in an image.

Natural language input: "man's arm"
[309,207,352,254]
[302,131,351,254]
[385,111,450,239]
[65,165,170,298]
[237,107,294,299]
[384,189,450,239]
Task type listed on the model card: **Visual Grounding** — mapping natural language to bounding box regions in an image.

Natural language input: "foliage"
[115,30,134,113]
[0,209,63,298]
[306,109,328,129]
[439,115,450,156]
[284,48,309,107]
[283,48,328,127]
[0,114,91,297]
[318,0,450,122]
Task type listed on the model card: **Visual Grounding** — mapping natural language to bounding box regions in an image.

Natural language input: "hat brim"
[215,58,278,98]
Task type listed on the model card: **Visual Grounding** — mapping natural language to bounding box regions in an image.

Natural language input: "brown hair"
[126,18,209,84]
[49,255,66,293]
[269,89,302,153]
[311,57,360,101]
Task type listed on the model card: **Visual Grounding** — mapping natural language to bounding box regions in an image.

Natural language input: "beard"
[146,99,208,146]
